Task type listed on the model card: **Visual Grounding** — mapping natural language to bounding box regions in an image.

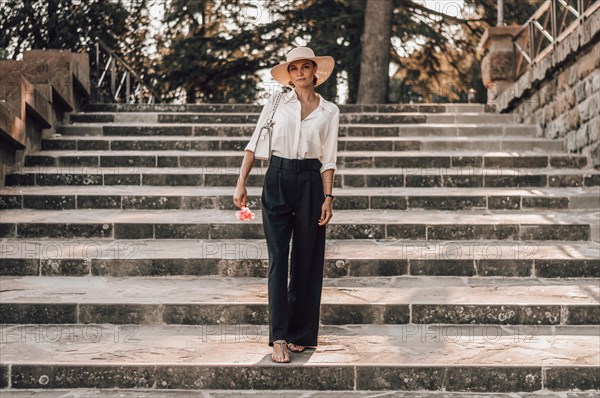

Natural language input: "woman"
[233,46,340,363]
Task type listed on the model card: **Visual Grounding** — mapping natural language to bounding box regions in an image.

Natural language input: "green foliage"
[387,0,546,103]
[0,0,152,98]
[0,0,548,104]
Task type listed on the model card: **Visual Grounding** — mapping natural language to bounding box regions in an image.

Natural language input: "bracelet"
[324,194,334,200]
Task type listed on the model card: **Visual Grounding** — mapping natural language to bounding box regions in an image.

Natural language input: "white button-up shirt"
[244,89,340,174]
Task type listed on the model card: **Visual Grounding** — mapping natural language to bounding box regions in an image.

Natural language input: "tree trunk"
[356,0,393,104]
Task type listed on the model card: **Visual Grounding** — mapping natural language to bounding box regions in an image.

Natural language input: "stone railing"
[479,0,600,167]
[0,50,90,185]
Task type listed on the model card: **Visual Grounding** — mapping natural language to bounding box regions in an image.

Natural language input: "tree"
[357,0,393,104]
[0,0,153,98]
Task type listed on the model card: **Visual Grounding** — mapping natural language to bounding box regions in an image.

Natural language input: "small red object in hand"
[235,206,255,221]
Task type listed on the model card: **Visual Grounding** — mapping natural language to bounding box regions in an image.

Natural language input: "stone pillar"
[478,26,522,107]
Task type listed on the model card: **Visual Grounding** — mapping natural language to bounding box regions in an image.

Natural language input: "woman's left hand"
[318,198,333,226]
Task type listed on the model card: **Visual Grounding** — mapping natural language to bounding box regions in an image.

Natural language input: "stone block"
[578,46,598,79]
[426,225,519,240]
[0,259,39,276]
[114,223,153,239]
[410,260,475,276]
[545,367,600,391]
[535,259,600,278]
[477,260,532,277]
[408,196,485,210]
[548,175,583,187]
[79,304,162,324]
[564,305,600,325]
[356,366,444,390]
[17,223,113,239]
[320,304,380,324]
[576,81,587,103]
[22,195,76,210]
[592,70,600,93]
[78,195,121,209]
[589,117,599,144]
[0,303,77,323]
[41,259,89,276]
[574,123,589,149]
[0,98,26,148]
[155,366,355,390]
[520,225,589,241]
[11,365,154,389]
[347,259,408,277]
[0,365,7,388]
[521,197,569,209]
[579,92,599,123]
[0,194,22,209]
[412,305,561,324]
[446,367,541,392]
[163,304,268,325]
[488,196,521,210]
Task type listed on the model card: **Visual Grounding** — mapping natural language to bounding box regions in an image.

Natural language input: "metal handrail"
[94,39,160,104]
[513,0,599,78]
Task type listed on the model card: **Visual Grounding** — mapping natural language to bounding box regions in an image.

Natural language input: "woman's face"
[287,59,317,88]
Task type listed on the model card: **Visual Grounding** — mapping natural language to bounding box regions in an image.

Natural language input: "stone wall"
[0,50,90,186]
[484,6,600,168]
[511,41,599,167]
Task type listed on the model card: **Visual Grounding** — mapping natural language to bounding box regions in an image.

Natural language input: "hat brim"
[270,55,335,87]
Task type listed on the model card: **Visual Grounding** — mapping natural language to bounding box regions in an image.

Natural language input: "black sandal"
[272,340,291,363]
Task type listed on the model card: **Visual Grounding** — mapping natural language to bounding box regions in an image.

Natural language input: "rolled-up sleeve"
[244,95,273,153]
[319,108,339,173]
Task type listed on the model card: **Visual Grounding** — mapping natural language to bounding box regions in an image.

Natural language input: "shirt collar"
[282,89,337,114]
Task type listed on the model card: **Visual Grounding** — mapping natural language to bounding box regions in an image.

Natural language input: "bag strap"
[265,90,284,126]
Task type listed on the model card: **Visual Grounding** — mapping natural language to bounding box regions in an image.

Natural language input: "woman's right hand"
[233,182,248,208]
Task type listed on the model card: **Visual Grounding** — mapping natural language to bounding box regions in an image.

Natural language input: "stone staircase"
[0,102,598,394]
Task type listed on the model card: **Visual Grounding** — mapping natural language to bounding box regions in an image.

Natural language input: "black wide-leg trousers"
[261,155,327,347]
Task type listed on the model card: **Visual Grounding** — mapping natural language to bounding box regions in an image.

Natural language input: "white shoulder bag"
[252,91,284,160]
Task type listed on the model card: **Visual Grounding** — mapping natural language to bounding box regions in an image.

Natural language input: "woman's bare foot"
[272,340,290,363]
[287,342,306,352]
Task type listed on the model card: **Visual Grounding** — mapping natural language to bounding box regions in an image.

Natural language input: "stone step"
[42,135,564,152]
[0,209,596,241]
[69,112,517,125]
[56,123,539,137]
[0,324,597,391]
[1,239,598,278]
[6,167,600,188]
[1,392,599,398]
[73,113,430,124]
[2,186,598,211]
[22,150,588,169]
[82,102,491,113]
[0,276,598,325]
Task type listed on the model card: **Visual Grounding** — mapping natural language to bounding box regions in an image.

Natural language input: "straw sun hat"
[270,47,335,87]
